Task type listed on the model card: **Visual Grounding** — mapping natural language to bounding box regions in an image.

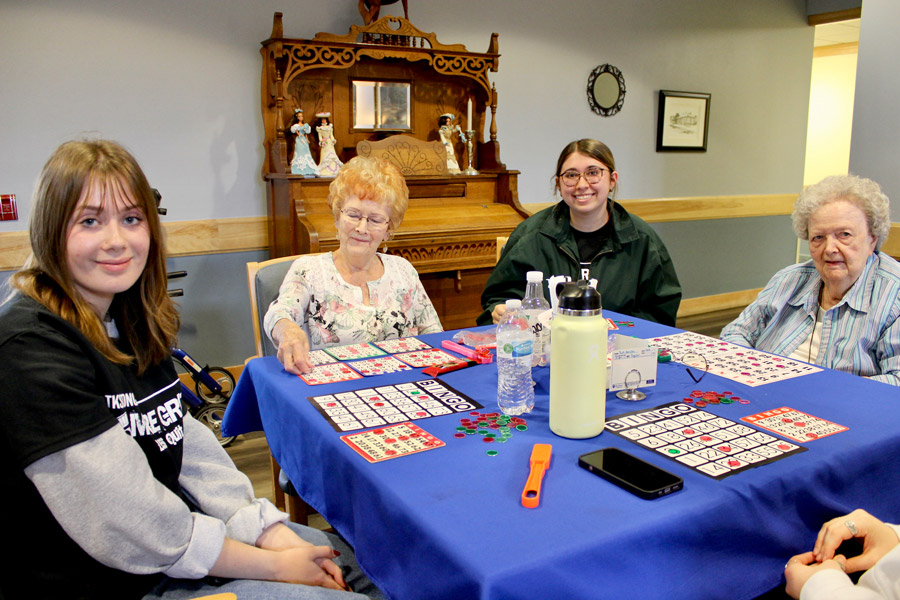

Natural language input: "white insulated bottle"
[549,280,608,439]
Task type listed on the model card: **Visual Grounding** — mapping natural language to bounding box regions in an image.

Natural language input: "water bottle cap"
[556,280,602,315]
[505,299,522,310]
[526,271,544,283]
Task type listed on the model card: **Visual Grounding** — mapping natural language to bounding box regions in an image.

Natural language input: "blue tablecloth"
[223,314,900,600]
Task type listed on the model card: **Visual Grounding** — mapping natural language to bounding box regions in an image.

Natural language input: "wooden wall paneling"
[420,267,493,330]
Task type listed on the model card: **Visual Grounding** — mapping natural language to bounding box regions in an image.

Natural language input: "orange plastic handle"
[521,443,552,508]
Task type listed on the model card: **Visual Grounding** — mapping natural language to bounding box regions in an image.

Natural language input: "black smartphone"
[578,447,683,500]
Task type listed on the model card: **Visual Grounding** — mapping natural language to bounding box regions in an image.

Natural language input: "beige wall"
[0,0,815,366]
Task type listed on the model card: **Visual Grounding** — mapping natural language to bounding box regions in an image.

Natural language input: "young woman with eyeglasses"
[266,156,442,374]
[478,139,681,326]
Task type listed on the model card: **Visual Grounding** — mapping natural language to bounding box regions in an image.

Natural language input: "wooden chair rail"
[6,193,900,270]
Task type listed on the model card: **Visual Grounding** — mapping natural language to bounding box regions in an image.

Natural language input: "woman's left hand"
[812,509,899,571]
[256,522,349,591]
[784,551,847,599]
[256,522,313,552]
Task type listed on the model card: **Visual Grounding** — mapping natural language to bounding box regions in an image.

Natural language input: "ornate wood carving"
[260,12,525,326]
[391,241,498,265]
[313,16,467,51]
[357,135,448,176]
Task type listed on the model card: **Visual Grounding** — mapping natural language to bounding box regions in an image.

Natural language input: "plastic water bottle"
[521,271,551,367]
[496,299,535,415]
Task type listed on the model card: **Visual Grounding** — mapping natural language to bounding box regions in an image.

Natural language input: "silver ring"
[836,557,846,572]
[845,520,859,536]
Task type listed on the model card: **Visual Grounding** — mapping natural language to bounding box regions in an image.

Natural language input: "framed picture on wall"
[656,90,711,151]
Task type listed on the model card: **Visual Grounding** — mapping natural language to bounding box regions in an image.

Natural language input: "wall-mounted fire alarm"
[1,195,18,221]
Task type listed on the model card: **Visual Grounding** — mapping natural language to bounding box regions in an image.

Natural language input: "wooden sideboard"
[260,13,527,328]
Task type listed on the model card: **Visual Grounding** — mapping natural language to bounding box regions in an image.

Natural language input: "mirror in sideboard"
[352,80,412,130]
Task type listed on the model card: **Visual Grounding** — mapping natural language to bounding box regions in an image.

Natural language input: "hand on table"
[273,319,314,375]
[784,509,900,599]
[784,551,847,599]
[491,303,507,325]
[812,509,899,572]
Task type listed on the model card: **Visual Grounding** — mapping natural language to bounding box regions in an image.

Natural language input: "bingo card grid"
[340,422,445,463]
[372,338,433,353]
[605,402,807,479]
[647,331,822,386]
[323,342,387,361]
[309,379,484,432]
[742,407,848,443]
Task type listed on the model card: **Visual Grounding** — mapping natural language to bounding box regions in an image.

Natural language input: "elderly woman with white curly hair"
[720,174,900,386]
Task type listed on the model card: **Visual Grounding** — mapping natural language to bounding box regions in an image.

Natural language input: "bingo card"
[648,331,821,386]
[309,378,484,432]
[323,342,387,361]
[308,350,338,366]
[350,356,413,376]
[373,337,432,353]
[394,348,461,368]
[742,407,848,443]
[341,422,445,463]
[300,363,363,386]
[606,402,807,479]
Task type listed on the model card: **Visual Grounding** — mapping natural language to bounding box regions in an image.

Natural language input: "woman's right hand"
[812,508,900,573]
[211,538,348,591]
[272,320,314,375]
[491,303,507,325]
[270,545,349,591]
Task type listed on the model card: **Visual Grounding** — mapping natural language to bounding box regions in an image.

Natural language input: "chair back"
[496,236,509,263]
[357,134,449,176]
[246,254,308,358]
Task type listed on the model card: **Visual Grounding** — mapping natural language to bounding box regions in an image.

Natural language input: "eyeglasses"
[558,167,608,187]
[660,349,709,384]
[340,209,390,230]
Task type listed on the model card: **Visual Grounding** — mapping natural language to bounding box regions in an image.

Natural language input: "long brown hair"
[11,140,179,373]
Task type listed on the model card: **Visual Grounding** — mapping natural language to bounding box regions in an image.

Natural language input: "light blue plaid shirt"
[720,252,900,386]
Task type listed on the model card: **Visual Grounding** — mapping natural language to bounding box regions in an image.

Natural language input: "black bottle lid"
[556,280,602,315]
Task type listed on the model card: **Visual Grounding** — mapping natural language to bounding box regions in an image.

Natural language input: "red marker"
[422,360,477,376]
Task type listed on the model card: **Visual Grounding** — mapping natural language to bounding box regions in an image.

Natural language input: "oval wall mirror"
[587,64,626,117]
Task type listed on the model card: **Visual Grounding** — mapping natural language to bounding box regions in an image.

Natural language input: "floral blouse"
[264,252,443,349]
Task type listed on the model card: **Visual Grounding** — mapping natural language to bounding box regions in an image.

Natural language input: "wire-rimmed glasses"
[558,167,608,187]
[340,209,390,230]
[660,349,709,384]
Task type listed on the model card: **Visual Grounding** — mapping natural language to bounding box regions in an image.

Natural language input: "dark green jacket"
[478,201,681,325]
